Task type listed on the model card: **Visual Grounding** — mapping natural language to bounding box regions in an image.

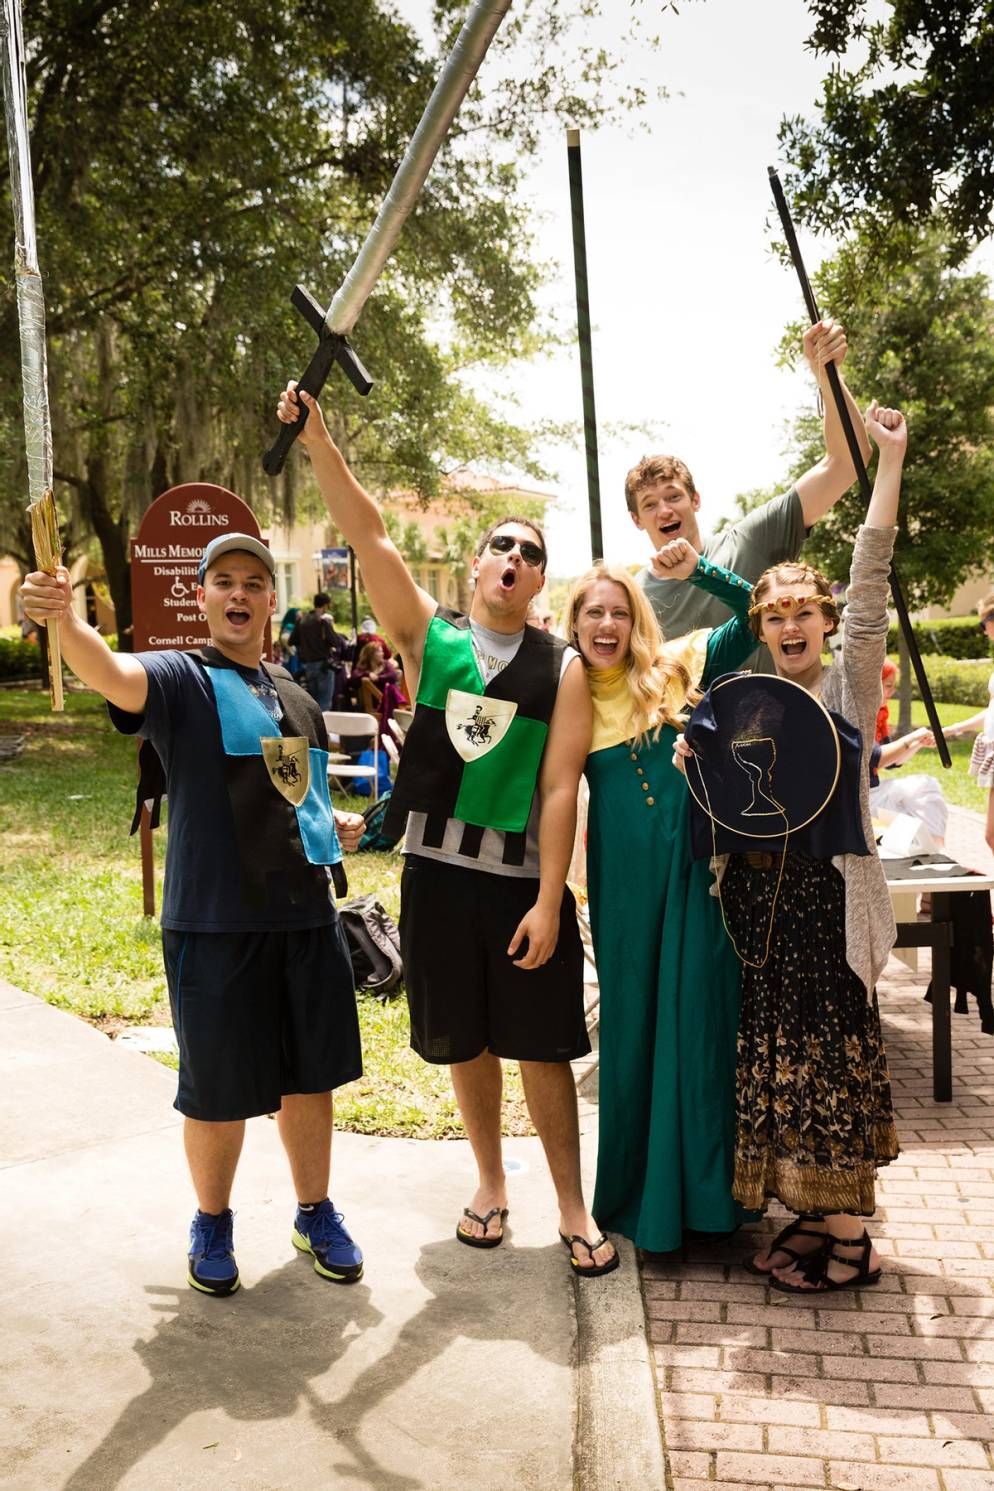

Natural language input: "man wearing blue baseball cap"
[20,534,365,1298]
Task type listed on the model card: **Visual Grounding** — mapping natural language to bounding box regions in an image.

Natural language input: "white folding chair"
[322,711,380,795]
[381,717,402,773]
[392,709,414,738]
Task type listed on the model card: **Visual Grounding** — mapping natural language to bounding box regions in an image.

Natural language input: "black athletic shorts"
[400,854,589,1065]
[161,921,361,1121]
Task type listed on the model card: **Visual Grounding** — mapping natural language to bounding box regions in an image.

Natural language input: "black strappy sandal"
[770,1230,882,1295]
[559,1230,620,1279]
[456,1206,508,1249]
[742,1217,826,1277]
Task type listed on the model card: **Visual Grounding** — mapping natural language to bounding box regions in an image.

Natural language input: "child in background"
[870,661,947,845]
[944,591,994,857]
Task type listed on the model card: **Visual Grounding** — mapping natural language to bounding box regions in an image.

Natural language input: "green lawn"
[1,682,985,1136]
[0,685,530,1139]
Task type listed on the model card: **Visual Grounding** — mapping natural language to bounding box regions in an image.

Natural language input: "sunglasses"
[747,592,834,619]
[486,533,545,568]
[979,611,994,631]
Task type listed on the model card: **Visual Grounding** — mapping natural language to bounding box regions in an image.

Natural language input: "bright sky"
[506,0,838,576]
[394,0,990,578]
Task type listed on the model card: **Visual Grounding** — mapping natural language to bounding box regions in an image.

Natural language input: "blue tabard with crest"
[128,649,345,912]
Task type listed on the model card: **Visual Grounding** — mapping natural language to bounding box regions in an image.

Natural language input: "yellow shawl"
[588,629,710,753]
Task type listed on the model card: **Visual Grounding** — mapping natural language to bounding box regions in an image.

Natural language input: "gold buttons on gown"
[630,744,655,806]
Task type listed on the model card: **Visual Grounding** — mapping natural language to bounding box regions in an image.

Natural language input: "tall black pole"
[567,128,604,563]
[768,167,950,769]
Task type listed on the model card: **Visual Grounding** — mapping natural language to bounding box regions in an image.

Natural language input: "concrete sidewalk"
[0,978,662,1491]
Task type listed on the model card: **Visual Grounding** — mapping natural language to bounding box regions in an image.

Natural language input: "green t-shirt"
[637,488,808,673]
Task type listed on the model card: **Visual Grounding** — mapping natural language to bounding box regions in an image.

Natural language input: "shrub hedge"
[888,653,993,707]
[0,631,116,682]
[887,616,994,661]
[0,637,42,679]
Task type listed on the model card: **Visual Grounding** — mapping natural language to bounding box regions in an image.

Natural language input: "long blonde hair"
[566,563,699,742]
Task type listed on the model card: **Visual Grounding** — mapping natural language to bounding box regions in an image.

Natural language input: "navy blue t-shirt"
[109,650,334,932]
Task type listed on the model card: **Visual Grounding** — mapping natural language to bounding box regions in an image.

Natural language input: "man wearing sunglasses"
[276,382,616,1277]
[629,320,872,670]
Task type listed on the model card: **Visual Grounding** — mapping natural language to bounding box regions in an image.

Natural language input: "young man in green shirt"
[277,382,616,1277]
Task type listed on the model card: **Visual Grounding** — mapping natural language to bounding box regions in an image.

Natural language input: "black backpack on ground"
[359,792,402,851]
[338,895,403,998]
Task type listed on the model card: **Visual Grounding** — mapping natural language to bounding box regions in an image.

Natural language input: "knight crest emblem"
[261,736,310,806]
[445,689,517,763]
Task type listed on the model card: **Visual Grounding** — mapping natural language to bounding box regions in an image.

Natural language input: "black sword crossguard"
[262,286,374,476]
[768,167,951,770]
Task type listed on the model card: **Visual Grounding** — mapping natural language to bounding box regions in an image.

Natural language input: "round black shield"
[684,672,840,838]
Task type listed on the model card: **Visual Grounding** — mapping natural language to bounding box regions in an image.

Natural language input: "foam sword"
[263,0,512,475]
[768,167,950,769]
[1,0,64,709]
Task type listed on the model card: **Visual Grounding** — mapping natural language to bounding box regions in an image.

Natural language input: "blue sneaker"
[187,1208,240,1296]
[292,1199,363,1283]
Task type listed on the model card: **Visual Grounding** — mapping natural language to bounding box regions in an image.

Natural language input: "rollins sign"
[168,507,230,527]
[131,483,271,653]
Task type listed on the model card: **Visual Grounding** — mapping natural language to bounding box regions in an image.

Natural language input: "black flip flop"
[456,1206,508,1249]
[559,1230,620,1279]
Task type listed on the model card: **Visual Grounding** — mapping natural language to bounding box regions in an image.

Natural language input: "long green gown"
[587,567,756,1252]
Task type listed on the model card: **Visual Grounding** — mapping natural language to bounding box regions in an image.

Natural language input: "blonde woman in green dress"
[566,542,756,1251]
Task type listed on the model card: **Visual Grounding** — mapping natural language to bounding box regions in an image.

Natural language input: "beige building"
[266,472,553,621]
[1,552,115,633]
[1,555,21,627]
[916,573,992,622]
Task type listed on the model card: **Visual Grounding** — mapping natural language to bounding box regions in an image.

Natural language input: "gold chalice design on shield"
[730,736,783,817]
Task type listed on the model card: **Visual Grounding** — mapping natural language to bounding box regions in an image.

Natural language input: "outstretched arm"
[19,567,149,713]
[276,384,436,672]
[650,539,755,682]
[877,728,933,768]
[836,402,906,738]
[945,711,988,738]
[794,320,873,526]
[863,400,907,528]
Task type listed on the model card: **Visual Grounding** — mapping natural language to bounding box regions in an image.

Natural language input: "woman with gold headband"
[566,543,757,1252]
[676,400,906,1293]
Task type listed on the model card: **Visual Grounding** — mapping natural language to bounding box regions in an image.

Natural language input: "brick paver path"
[642,807,994,1490]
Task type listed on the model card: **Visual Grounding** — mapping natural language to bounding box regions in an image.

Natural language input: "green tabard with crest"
[385,609,562,840]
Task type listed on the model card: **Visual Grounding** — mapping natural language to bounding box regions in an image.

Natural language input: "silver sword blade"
[324,0,512,336]
[2,0,53,502]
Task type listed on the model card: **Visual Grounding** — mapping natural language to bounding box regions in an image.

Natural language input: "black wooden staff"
[567,128,604,563]
[768,167,950,769]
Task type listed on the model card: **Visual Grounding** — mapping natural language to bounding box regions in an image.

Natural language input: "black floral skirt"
[722,852,899,1216]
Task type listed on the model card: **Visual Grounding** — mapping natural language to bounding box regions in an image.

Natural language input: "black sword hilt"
[262,285,374,476]
[767,167,952,770]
